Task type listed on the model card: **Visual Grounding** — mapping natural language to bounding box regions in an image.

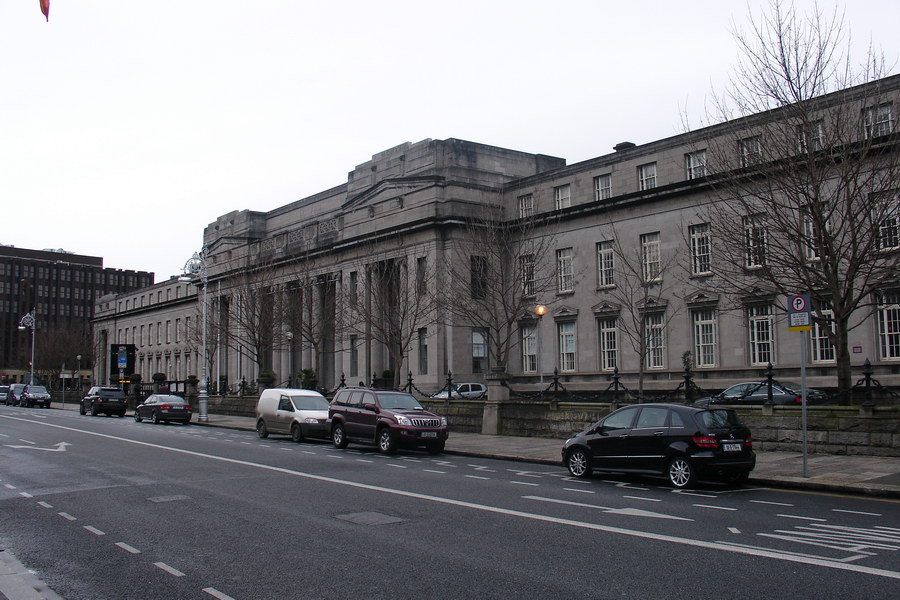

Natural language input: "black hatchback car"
[562,403,755,488]
[133,394,193,425]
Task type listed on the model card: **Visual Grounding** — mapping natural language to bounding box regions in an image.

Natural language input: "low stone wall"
[421,399,900,457]
[205,395,257,418]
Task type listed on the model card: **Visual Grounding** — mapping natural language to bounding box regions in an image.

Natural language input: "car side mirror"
[363,403,379,413]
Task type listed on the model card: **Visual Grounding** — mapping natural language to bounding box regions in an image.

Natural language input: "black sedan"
[695,381,828,406]
[562,403,755,488]
[134,394,193,425]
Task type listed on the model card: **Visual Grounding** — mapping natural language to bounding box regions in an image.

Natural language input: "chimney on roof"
[614,142,636,152]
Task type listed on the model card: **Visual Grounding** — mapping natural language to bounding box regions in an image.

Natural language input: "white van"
[255,388,330,442]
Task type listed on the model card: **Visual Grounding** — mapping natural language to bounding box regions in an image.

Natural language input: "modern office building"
[0,245,153,383]
[92,75,899,394]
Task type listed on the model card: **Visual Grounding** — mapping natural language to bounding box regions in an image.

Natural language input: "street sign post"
[787,293,811,477]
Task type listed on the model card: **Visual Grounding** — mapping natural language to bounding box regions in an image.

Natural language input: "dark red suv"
[329,387,449,454]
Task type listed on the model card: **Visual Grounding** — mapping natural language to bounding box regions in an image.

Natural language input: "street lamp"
[181,248,209,423]
[18,309,36,385]
[535,304,547,385]
[286,331,294,388]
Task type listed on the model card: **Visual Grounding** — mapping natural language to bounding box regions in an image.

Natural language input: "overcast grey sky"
[2,1,898,280]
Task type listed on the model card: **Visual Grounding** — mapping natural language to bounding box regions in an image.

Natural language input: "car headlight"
[303,417,319,424]
[440,417,448,427]
[396,415,411,426]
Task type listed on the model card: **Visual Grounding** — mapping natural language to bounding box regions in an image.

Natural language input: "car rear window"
[98,390,125,398]
[696,409,743,430]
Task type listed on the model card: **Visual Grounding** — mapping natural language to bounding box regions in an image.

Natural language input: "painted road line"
[302,451,317,455]
[83,526,105,536]
[115,542,141,554]
[19,492,33,498]
[37,501,52,508]
[58,512,77,521]
[18,439,36,445]
[388,464,408,469]
[203,588,236,600]
[694,504,738,511]
[833,509,882,517]
[751,500,794,506]
[623,496,661,502]
[356,459,374,463]
[3,484,16,490]
[424,470,447,474]
[674,491,717,498]
[564,487,595,494]
[465,475,489,480]
[154,562,185,577]
[778,514,828,522]
[12,415,899,582]
[511,481,539,487]
[729,527,741,534]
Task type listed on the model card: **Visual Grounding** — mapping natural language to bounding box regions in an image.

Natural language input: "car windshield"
[697,409,743,429]
[377,393,422,410]
[291,395,328,410]
[28,386,48,394]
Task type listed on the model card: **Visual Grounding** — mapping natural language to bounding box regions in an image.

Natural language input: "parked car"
[562,403,755,488]
[0,385,10,405]
[133,394,192,425]
[255,388,329,442]
[7,384,27,406]
[695,381,828,406]
[329,387,449,454]
[22,385,52,408]
[80,386,127,417]
[431,382,487,400]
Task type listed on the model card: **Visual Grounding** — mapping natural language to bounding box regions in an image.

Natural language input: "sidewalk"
[191,412,900,499]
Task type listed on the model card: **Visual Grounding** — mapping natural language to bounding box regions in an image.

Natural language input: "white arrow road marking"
[525,495,694,521]
[4,442,70,452]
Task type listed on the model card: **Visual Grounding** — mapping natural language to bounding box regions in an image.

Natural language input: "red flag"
[40,0,50,22]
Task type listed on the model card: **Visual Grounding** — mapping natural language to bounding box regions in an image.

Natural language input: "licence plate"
[421,432,437,438]
[723,443,741,452]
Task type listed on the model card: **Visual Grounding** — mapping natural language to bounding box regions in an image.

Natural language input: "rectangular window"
[811,303,835,363]
[470,255,488,299]
[349,335,359,377]
[175,318,181,343]
[748,304,775,366]
[349,271,358,307]
[743,215,767,268]
[416,257,427,295]
[596,241,615,287]
[472,329,488,373]
[685,150,706,179]
[594,174,612,200]
[797,119,824,152]
[638,162,657,191]
[517,193,534,218]
[554,184,571,210]
[644,312,665,369]
[802,208,825,261]
[418,328,428,374]
[740,136,761,167]
[878,291,900,361]
[876,193,899,251]
[864,103,894,138]
[165,320,171,343]
[640,232,661,282]
[692,309,717,368]
[520,254,535,297]
[689,223,711,275]
[521,325,537,373]
[556,248,574,293]
[598,317,617,371]
[558,322,576,372]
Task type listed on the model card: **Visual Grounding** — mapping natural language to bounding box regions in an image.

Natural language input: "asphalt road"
[1,405,898,600]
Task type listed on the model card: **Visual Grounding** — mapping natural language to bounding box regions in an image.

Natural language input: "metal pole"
[199,270,209,422]
[30,310,36,385]
[801,330,809,478]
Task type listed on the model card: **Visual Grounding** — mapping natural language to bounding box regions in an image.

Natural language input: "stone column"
[482,367,509,435]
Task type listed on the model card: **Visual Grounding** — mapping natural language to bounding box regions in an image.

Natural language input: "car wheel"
[667,456,697,488]
[91,405,98,416]
[426,441,445,455]
[566,448,592,478]
[377,428,395,454]
[290,423,304,443]
[134,411,143,423]
[332,423,348,449]
[79,403,86,415]
[256,420,269,439]
[152,411,161,424]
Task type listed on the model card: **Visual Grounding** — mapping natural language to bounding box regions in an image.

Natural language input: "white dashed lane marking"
[59,512,77,521]
[694,504,737,511]
[83,526,105,536]
[778,514,828,522]
[154,562,185,577]
[833,509,882,517]
[624,496,661,502]
[751,500,793,507]
[465,475,489,480]
[203,588,236,600]
[116,542,141,554]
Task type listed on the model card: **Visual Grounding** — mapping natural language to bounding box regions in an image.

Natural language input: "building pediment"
[552,305,579,321]
[591,301,621,316]
[686,292,720,307]
[341,176,443,211]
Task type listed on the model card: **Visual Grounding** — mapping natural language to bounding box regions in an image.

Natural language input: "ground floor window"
[878,292,900,360]
[748,304,775,366]
[644,312,665,369]
[472,329,488,373]
[811,303,835,363]
[598,317,617,371]
[521,325,537,373]
[692,309,717,367]
[558,322,576,372]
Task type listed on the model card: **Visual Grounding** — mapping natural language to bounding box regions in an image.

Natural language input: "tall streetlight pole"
[181,249,209,423]
[535,304,547,385]
[18,309,36,385]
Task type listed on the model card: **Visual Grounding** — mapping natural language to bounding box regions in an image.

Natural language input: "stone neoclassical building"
[93,75,900,395]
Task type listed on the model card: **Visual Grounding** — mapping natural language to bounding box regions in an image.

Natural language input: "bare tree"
[34,322,92,389]
[348,241,439,388]
[594,224,688,396]
[445,206,560,375]
[698,0,899,400]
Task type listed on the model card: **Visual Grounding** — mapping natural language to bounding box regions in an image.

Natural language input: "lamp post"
[535,304,547,385]
[76,354,82,395]
[18,309,36,385]
[181,248,209,423]
[286,331,294,388]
